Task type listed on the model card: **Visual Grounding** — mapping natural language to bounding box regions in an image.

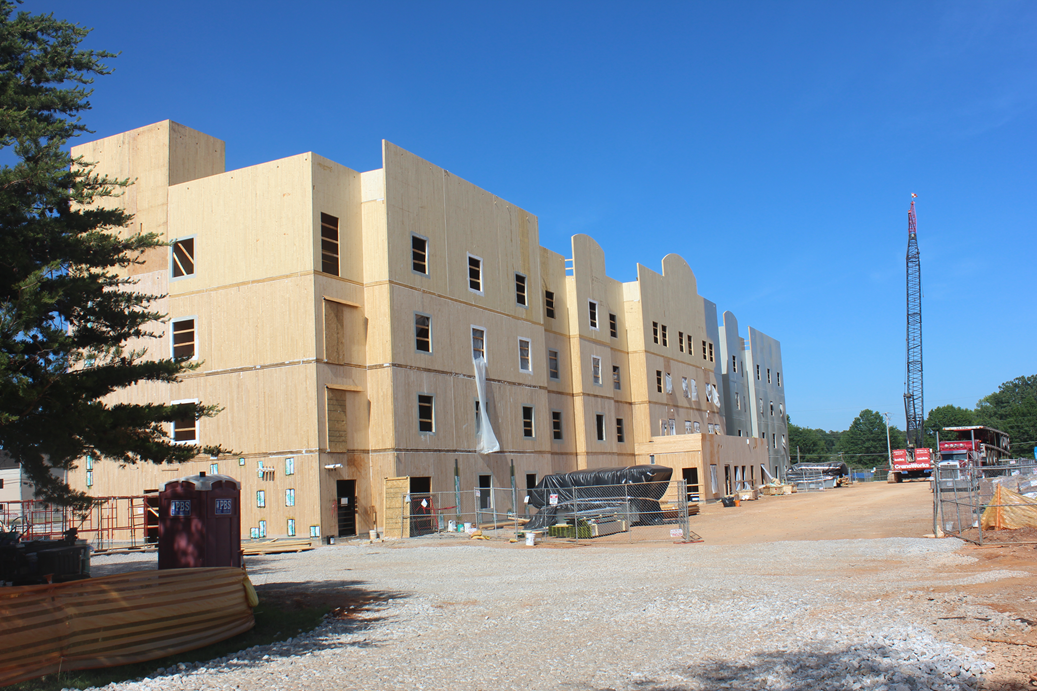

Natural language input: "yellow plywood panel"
[326,388,349,453]
[383,476,410,539]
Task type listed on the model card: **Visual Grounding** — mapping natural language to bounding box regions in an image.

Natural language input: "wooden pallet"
[241,539,315,555]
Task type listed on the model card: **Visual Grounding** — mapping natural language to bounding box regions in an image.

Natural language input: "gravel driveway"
[86,535,1029,691]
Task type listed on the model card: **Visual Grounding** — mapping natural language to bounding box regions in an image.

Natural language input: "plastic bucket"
[525,532,537,546]
[463,523,473,533]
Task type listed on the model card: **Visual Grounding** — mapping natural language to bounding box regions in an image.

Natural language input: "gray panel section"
[717,311,753,440]
[746,327,789,480]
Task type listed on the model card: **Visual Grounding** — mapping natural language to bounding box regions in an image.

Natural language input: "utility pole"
[884,412,892,469]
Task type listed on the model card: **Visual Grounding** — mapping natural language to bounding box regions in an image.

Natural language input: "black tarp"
[525,465,673,531]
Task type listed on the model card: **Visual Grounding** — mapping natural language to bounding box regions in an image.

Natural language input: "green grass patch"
[7,601,330,691]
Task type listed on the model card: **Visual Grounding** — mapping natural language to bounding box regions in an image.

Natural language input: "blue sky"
[39,1,1037,433]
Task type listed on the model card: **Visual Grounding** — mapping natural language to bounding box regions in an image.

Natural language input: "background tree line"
[788,375,1037,468]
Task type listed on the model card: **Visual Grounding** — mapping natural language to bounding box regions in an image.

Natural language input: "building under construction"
[62,121,788,539]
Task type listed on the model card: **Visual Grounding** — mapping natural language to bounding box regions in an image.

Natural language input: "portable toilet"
[158,472,241,569]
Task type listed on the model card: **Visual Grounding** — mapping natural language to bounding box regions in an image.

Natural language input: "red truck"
[889,447,932,482]
[938,426,1010,467]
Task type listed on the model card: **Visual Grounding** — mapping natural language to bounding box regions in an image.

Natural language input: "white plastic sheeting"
[473,356,500,454]
[690,379,699,401]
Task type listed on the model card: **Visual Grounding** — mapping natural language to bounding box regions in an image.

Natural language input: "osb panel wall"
[167,274,316,371]
[72,121,225,277]
[167,153,316,290]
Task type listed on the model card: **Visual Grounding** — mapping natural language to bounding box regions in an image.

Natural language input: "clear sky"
[37,1,1037,433]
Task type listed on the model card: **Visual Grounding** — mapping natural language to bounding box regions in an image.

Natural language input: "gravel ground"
[84,536,1030,691]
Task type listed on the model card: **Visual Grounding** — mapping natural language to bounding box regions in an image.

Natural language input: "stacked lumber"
[241,538,314,555]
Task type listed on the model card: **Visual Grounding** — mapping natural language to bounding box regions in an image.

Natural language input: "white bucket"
[447,520,456,532]
[463,523,473,533]
[525,532,537,546]
[369,530,378,541]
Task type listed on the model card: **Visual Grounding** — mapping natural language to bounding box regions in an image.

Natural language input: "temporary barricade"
[934,459,1037,544]
[0,567,256,685]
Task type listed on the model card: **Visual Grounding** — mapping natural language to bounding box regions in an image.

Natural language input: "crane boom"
[904,199,924,449]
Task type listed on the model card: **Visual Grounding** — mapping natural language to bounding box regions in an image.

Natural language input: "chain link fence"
[934,460,1037,545]
[386,480,697,545]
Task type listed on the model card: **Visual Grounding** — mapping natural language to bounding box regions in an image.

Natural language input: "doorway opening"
[336,479,356,537]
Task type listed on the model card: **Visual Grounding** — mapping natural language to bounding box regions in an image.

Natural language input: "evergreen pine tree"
[0,1,224,508]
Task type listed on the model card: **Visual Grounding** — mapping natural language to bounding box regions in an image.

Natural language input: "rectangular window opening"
[702,340,707,359]
[468,254,482,293]
[678,331,684,353]
[616,418,625,443]
[172,319,195,359]
[472,327,486,361]
[518,338,531,373]
[652,321,659,344]
[595,414,606,442]
[612,365,621,390]
[656,370,663,393]
[411,235,428,275]
[545,290,555,319]
[609,313,617,339]
[320,213,339,276]
[588,300,599,330]
[548,349,560,380]
[418,394,434,433]
[515,273,527,306]
[708,342,714,362]
[591,356,602,386]
[172,238,195,278]
[661,325,668,347]
[415,313,431,353]
[551,410,563,441]
[522,405,534,438]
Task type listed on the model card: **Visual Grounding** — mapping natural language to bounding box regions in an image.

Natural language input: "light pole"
[884,412,892,471]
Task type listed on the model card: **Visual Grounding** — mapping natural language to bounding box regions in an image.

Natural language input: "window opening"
[471,327,485,361]
[678,331,684,352]
[515,273,527,306]
[418,394,434,433]
[702,340,707,359]
[588,300,599,329]
[172,319,195,359]
[732,355,737,373]
[286,488,295,507]
[548,349,560,380]
[661,325,668,347]
[652,322,659,344]
[172,238,195,278]
[545,290,555,319]
[656,370,663,393]
[320,213,339,276]
[612,365,621,390]
[616,418,625,443]
[665,372,673,394]
[595,414,606,441]
[552,410,563,441]
[767,368,771,384]
[412,235,428,274]
[518,338,531,372]
[708,342,714,362]
[468,254,482,292]
[591,356,602,386]
[522,406,534,438]
[609,313,617,338]
[415,314,431,353]
[173,416,196,444]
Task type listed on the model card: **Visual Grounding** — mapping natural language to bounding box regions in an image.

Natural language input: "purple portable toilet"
[158,473,241,569]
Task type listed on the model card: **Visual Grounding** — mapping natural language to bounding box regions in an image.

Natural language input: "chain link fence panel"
[384,480,698,545]
[934,460,1037,545]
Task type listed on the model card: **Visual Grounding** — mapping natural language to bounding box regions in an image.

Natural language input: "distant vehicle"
[938,426,1010,467]
[889,447,933,483]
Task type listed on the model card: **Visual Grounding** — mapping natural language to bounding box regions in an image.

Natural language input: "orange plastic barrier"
[981,484,1037,531]
[0,567,256,685]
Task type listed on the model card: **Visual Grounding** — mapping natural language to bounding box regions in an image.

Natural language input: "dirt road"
[689,481,935,545]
